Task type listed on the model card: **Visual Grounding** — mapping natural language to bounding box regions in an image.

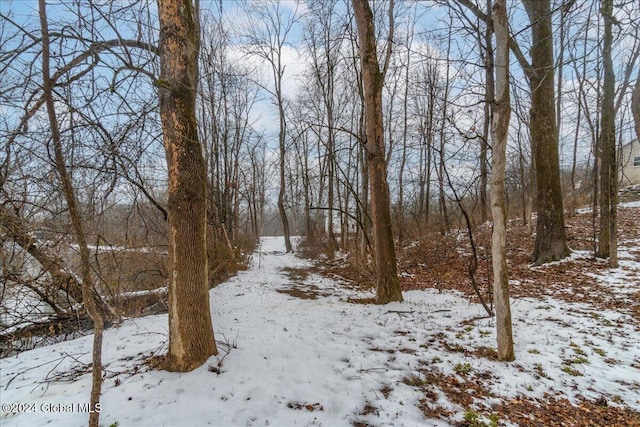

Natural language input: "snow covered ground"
[1,236,639,426]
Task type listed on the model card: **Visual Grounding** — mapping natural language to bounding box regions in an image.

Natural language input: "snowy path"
[1,237,639,427]
[0,237,437,426]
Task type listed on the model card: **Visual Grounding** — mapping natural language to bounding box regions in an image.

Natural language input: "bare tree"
[303,0,343,252]
[352,0,403,304]
[634,69,640,141]
[520,0,569,264]
[412,51,439,231]
[456,0,569,264]
[342,0,371,259]
[597,0,616,266]
[490,0,514,361]
[437,15,453,236]
[157,0,217,371]
[242,0,299,253]
[479,0,493,225]
[1,1,170,345]
[38,1,104,424]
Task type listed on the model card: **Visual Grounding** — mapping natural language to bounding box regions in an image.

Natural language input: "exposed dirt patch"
[276,284,326,300]
[346,296,377,304]
[282,266,311,282]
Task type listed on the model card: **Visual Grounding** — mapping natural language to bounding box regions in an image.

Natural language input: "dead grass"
[410,367,640,426]
[276,285,326,300]
[316,208,640,319]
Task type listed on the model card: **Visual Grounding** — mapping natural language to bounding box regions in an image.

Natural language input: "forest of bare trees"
[1,0,639,423]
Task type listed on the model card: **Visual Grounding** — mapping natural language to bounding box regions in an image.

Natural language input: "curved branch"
[5,38,158,150]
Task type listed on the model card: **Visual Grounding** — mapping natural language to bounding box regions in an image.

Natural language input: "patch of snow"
[620,200,640,208]
[529,248,592,269]
[115,286,168,299]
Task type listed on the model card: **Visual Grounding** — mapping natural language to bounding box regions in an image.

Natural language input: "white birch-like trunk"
[490,0,515,361]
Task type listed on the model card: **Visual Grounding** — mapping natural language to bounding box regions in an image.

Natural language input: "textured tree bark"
[599,0,617,267]
[352,0,403,304]
[158,0,217,372]
[490,0,515,362]
[522,0,570,265]
[39,2,104,424]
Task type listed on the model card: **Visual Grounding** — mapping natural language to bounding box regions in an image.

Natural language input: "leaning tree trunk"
[352,0,403,304]
[39,1,104,424]
[158,0,217,372]
[490,0,515,362]
[522,0,570,265]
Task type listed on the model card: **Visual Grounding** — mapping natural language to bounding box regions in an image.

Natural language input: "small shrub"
[403,375,427,387]
[454,362,473,375]
[568,356,589,364]
[533,363,549,379]
[463,411,499,427]
[573,347,587,356]
[562,366,583,376]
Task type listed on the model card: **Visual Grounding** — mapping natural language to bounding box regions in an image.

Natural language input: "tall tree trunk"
[633,68,640,141]
[360,130,370,260]
[425,134,433,228]
[522,0,570,265]
[417,137,426,229]
[490,0,515,362]
[327,110,339,253]
[301,134,313,238]
[480,0,493,225]
[398,25,412,245]
[599,0,617,267]
[39,1,104,424]
[158,0,217,372]
[278,96,293,252]
[555,4,566,167]
[439,18,453,235]
[352,0,403,304]
[570,97,582,216]
[438,140,449,234]
[425,83,435,230]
